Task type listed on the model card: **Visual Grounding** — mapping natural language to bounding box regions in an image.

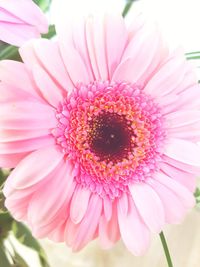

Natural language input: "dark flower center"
[89,113,132,161]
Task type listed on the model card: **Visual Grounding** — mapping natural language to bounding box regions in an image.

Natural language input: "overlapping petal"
[0,0,48,46]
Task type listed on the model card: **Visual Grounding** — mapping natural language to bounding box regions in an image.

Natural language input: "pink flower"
[0,0,48,46]
[1,14,199,255]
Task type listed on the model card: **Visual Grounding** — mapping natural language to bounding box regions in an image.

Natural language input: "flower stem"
[122,0,137,17]
[159,231,174,267]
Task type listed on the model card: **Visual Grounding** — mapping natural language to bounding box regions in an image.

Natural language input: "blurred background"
[1,0,200,266]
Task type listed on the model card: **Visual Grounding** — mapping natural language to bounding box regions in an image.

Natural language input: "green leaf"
[0,44,21,61]
[0,213,13,240]
[186,55,200,60]
[0,169,10,187]
[42,25,56,39]
[194,187,200,208]
[185,51,200,56]
[0,191,7,214]
[194,187,200,198]
[12,250,30,267]
[12,222,50,267]
[0,245,12,267]
[33,0,52,12]
[122,0,138,17]
[185,51,200,60]
[0,169,6,186]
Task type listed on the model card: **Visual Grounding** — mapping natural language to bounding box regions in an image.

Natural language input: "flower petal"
[0,152,28,168]
[144,48,187,97]
[3,146,64,192]
[129,182,165,233]
[70,185,91,224]
[154,172,195,209]
[0,0,48,32]
[112,26,164,84]
[28,160,74,226]
[159,162,196,192]
[118,196,150,256]
[147,178,186,224]
[71,194,102,251]
[164,138,200,167]
[0,101,57,130]
[0,135,54,154]
[0,60,42,100]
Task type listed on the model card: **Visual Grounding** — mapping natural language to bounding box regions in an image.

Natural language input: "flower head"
[0,13,199,255]
[0,0,48,46]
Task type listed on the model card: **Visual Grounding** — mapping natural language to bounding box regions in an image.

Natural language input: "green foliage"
[0,213,13,241]
[186,51,200,60]
[0,169,49,267]
[33,0,52,11]
[12,250,29,267]
[194,187,200,205]
[0,44,21,61]
[42,25,56,39]
[122,0,138,17]
[0,245,12,267]
[0,169,10,213]
[12,222,50,267]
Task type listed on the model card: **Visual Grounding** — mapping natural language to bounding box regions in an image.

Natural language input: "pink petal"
[28,160,74,226]
[104,14,128,78]
[0,101,57,130]
[98,216,114,249]
[3,146,63,191]
[70,185,91,224]
[0,22,40,46]
[71,194,102,251]
[65,218,79,247]
[31,39,73,93]
[144,48,187,97]
[159,162,196,192]
[58,37,91,86]
[99,202,120,249]
[0,128,51,142]
[0,152,28,168]
[164,138,200,167]
[113,26,165,85]
[0,61,41,100]
[85,15,108,80]
[129,182,165,233]
[117,192,128,217]
[48,220,67,243]
[0,0,48,46]
[5,195,29,220]
[20,40,73,106]
[103,196,112,221]
[147,178,186,224]
[0,8,22,23]
[33,212,68,238]
[165,110,200,128]
[0,0,48,31]
[163,155,200,175]
[0,135,54,154]
[32,64,63,107]
[154,172,195,209]
[106,200,120,244]
[118,196,150,256]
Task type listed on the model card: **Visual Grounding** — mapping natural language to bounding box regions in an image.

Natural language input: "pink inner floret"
[52,81,166,199]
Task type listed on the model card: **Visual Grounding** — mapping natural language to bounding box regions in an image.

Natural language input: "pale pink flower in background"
[0,0,48,46]
[0,13,199,256]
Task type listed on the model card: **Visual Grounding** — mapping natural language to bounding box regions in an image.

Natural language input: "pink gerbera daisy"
[1,13,199,255]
